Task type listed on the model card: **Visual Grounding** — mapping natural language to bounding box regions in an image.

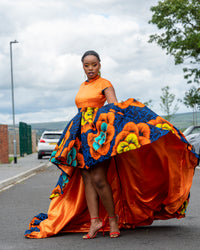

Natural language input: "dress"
[25,75,199,238]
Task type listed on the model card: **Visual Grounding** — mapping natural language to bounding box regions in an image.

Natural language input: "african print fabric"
[49,98,195,198]
[24,98,198,238]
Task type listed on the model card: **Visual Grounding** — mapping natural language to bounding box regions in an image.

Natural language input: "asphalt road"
[0,161,200,250]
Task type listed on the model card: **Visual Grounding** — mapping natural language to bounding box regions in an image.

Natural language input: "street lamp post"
[10,40,18,164]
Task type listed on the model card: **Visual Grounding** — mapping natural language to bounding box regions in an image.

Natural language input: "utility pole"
[10,40,19,164]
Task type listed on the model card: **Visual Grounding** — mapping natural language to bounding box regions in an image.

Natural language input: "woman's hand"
[104,87,118,104]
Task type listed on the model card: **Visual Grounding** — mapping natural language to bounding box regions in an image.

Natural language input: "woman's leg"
[80,169,104,238]
[90,159,120,236]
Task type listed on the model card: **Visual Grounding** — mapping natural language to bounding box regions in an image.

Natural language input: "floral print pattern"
[148,116,181,139]
[49,98,194,199]
[115,98,145,109]
[88,112,115,160]
[81,107,98,133]
[62,138,84,168]
[112,122,151,155]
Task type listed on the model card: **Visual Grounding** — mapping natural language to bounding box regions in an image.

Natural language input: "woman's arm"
[104,87,118,103]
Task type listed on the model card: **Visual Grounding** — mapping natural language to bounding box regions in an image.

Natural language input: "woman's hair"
[81,50,101,62]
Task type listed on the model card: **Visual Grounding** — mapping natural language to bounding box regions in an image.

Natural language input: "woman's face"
[82,55,101,80]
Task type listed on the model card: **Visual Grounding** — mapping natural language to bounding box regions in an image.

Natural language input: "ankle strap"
[91,217,99,220]
[109,214,117,219]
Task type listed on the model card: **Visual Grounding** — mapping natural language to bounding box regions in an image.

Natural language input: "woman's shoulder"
[99,77,110,82]
[99,77,113,88]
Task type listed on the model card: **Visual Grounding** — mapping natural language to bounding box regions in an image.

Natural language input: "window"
[43,133,62,139]
[191,127,200,134]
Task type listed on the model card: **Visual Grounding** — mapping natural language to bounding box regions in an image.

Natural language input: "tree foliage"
[160,86,179,121]
[183,86,200,124]
[149,0,200,84]
[143,99,153,108]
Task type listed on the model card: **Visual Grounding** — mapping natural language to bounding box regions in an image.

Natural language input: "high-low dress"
[25,76,199,238]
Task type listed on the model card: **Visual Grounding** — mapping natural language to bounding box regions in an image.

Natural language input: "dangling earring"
[98,70,101,77]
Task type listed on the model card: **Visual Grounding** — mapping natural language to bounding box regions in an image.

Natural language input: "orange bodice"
[75,76,113,108]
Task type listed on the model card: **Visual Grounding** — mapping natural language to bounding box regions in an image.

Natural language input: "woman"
[78,51,120,238]
[25,51,198,239]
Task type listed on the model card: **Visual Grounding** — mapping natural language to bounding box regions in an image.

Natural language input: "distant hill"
[30,121,68,137]
[7,111,199,138]
[28,111,200,137]
[31,121,67,131]
[170,112,200,130]
[8,121,68,138]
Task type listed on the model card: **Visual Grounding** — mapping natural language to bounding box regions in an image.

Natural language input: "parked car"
[183,125,200,155]
[38,130,63,159]
[183,125,200,136]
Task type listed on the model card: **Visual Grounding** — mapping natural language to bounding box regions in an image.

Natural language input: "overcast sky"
[0,0,192,125]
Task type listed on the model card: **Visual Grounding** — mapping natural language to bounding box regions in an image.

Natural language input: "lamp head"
[10,40,19,44]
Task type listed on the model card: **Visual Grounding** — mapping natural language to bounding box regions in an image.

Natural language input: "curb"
[0,163,50,191]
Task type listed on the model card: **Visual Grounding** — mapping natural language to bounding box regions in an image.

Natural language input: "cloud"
[0,0,190,125]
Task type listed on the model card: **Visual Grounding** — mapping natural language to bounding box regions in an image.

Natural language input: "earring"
[98,70,101,77]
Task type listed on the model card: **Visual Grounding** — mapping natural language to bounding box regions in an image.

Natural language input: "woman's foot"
[109,215,120,238]
[109,216,120,238]
[83,217,105,239]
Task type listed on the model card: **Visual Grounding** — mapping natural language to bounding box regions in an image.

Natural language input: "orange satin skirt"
[25,132,197,238]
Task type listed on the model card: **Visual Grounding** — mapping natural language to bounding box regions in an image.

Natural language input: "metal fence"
[19,122,32,156]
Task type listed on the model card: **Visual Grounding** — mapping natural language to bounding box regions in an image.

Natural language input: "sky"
[0,0,193,125]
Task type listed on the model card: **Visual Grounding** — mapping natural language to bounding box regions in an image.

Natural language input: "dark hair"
[81,50,101,62]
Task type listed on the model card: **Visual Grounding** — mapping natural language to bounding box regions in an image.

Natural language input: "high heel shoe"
[83,217,106,239]
[109,215,120,238]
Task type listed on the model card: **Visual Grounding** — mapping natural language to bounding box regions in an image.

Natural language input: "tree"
[143,99,153,108]
[160,86,179,121]
[183,86,200,125]
[149,0,200,84]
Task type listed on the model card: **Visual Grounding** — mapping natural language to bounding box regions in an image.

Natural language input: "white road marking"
[15,173,36,183]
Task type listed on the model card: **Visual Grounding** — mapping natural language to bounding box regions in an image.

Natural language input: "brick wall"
[0,124,9,164]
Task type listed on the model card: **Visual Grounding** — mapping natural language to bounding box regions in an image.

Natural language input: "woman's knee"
[91,171,108,190]
[80,169,91,184]
[93,177,107,190]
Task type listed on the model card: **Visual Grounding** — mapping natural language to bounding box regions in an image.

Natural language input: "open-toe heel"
[83,217,106,239]
[109,215,120,238]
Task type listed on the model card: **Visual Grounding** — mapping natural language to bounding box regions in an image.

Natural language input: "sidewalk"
[0,153,51,191]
